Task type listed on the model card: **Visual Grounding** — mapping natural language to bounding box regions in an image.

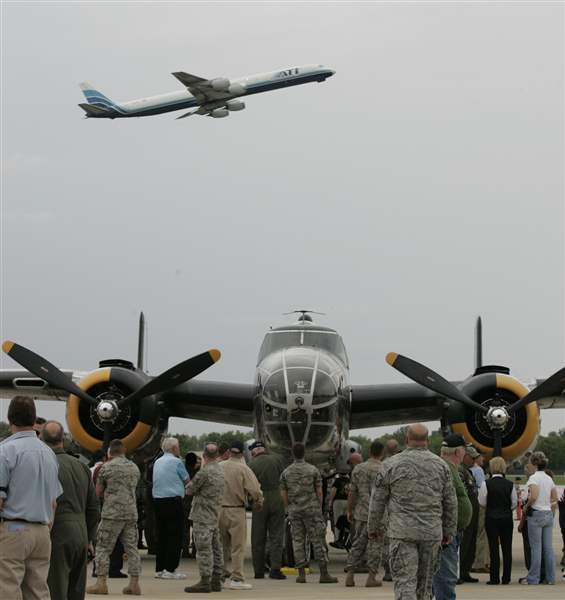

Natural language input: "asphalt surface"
[90,517,564,599]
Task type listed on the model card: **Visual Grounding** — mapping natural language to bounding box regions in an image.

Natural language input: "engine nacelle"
[66,366,158,455]
[210,77,230,91]
[211,108,229,118]
[226,100,245,112]
[228,83,245,96]
[448,371,540,461]
[335,439,361,473]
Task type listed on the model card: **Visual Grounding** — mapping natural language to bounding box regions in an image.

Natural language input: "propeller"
[2,340,221,451]
[385,352,488,414]
[386,351,565,457]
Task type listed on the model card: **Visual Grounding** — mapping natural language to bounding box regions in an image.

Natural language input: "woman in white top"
[520,451,558,585]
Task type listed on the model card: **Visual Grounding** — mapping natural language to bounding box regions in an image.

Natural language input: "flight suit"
[48,449,99,600]
[249,452,286,574]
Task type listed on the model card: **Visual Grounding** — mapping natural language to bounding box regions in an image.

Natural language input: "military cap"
[230,439,244,453]
[248,440,265,451]
[441,433,466,448]
[465,445,480,458]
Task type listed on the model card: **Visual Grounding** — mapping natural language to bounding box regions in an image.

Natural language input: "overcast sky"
[1,1,564,438]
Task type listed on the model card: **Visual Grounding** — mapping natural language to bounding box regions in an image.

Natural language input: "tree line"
[1,422,563,471]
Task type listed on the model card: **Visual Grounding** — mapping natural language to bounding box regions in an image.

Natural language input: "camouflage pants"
[95,519,141,577]
[193,523,223,578]
[289,513,328,568]
[346,519,382,573]
[389,538,440,600]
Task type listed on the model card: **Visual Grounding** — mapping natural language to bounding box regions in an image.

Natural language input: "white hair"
[161,437,179,453]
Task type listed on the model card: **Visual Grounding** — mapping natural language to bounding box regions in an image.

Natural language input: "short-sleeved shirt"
[152,452,189,499]
[98,456,140,521]
[280,459,322,517]
[0,431,63,524]
[527,470,556,511]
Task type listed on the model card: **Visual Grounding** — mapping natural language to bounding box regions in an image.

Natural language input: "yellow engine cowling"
[450,373,540,461]
[66,367,154,455]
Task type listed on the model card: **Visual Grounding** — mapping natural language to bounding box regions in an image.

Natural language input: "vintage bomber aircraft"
[1,311,565,470]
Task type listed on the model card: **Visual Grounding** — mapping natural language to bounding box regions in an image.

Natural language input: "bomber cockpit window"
[257,330,349,367]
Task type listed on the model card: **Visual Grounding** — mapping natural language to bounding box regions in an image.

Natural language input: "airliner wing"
[171,71,230,103]
[172,71,208,87]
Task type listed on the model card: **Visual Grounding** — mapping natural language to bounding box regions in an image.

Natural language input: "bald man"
[41,421,99,600]
[368,424,457,600]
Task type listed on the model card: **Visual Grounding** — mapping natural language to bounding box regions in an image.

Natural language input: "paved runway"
[93,519,564,599]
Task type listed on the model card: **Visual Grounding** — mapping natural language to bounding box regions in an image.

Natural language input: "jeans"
[527,510,555,584]
[432,534,459,600]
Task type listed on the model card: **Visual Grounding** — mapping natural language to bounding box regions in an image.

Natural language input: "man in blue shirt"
[0,396,63,600]
[152,437,189,579]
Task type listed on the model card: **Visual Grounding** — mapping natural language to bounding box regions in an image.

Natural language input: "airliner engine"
[226,100,245,111]
[210,77,230,91]
[211,108,229,118]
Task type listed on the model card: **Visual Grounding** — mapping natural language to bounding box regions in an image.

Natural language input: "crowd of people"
[1,394,564,599]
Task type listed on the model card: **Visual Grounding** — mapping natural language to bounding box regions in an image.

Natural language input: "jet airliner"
[78,64,335,120]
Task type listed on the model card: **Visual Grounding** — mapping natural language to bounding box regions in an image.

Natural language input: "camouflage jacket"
[350,458,384,522]
[368,446,457,541]
[187,461,224,526]
[98,456,140,521]
[280,459,322,517]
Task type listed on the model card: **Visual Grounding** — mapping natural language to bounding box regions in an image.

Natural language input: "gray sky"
[1,1,564,438]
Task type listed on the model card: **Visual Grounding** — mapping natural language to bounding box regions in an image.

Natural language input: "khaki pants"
[473,506,489,569]
[0,521,51,600]
[219,507,247,581]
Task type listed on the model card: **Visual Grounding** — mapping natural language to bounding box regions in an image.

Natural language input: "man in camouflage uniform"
[345,439,385,588]
[184,443,225,594]
[368,424,457,600]
[280,442,338,584]
[87,439,141,596]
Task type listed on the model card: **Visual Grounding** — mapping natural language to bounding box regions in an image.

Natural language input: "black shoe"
[109,571,128,578]
[486,580,499,585]
[383,573,392,582]
[269,569,286,580]
[502,580,510,585]
[461,575,479,583]
[138,543,147,550]
[457,579,464,585]
[254,573,265,579]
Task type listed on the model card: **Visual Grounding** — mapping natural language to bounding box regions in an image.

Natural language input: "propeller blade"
[507,366,565,415]
[102,421,113,453]
[492,429,503,458]
[118,349,221,407]
[386,352,488,413]
[2,341,98,406]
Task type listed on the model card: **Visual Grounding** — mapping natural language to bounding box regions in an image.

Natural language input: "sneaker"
[160,570,187,580]
[155,571,165,579]
[519,577,532,585]
[228,579,252,590]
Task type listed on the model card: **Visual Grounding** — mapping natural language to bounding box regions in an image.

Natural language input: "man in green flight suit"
[41,421,100,600]
[248,441,286,580]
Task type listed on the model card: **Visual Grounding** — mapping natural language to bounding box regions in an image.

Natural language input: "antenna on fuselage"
[283,309,326,324]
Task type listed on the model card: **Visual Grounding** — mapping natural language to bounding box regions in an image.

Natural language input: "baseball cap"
[248,440,265,452]
[230,440,244,453]
[465,445,480,458]
[441,433,466,448]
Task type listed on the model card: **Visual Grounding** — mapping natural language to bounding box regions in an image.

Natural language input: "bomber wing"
[161,379,256,428]
[0,369,86,401]
[350,383,442,429]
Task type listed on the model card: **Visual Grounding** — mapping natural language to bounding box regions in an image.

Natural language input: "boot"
[184,576,211,593]
[345,569,355,587]
[123,575,141,595]
[296,568,306,583]
[86,576,108,595]
[319,564,338,584]
[365,571,382,587]
[211,574,222,592]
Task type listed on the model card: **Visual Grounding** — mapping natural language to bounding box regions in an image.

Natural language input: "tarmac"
[92,518,564,599]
